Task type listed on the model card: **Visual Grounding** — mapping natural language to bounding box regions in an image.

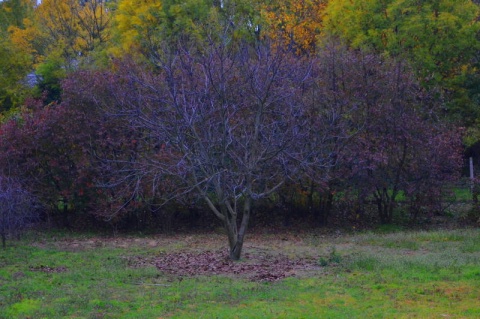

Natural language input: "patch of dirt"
[127,249,321,282]
[12,272,26,279]
[29,265,68,273]
[31,233,227,252]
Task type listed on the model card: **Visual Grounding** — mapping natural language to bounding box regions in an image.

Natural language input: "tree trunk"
[224,197,252,261]
[376,188,393,224]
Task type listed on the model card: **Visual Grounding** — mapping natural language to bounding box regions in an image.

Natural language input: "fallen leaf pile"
[128,250,319,282]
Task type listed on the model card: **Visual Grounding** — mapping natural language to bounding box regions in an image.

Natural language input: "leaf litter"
[127,249,321,282]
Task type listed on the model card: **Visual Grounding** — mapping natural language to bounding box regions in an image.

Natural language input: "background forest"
[1,0,479,259]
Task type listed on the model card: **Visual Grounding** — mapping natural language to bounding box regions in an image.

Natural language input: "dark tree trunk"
[314,192,333,226]
[376,188,395,224]
[223,197,252,261]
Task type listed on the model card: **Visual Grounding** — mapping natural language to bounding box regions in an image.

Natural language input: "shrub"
[0,176,38,248]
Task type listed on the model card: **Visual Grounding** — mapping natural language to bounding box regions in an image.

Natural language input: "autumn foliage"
[0,0,473,258]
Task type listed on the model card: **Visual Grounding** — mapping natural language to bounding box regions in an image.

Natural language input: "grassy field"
[0,227,479,318]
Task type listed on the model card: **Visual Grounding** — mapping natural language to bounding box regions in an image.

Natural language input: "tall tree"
[6,0,112,102]
[0,34,32,113]
[109,0,165,58]
[0,0,36,112]
[32,0,111,63]
[322,0,480,124]
[109,0,261,62]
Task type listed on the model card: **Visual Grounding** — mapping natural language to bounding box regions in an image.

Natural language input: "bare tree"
[77,40,347,259]
[142,43,314,260]
[0,176,38,248]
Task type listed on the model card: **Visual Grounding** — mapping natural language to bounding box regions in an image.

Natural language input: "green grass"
[452,187,474,202]
[360,187,473,203]
[0,228,479,318]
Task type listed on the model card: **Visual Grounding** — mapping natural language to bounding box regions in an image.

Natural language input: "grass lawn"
[0,228,479,318]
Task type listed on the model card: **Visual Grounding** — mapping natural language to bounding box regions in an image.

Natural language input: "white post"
[470,157,475,198]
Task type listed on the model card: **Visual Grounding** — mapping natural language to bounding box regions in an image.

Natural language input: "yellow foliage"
[261,0,327,54]
[7,0,111,70]
[8,18,45,65]
[37,0,110,54]
[112,0,164,56]
[8,19,31,49]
